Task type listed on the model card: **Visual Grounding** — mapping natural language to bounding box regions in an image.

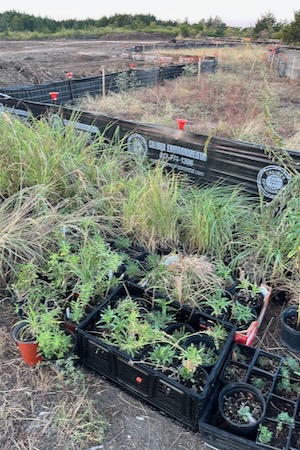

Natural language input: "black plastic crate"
[77,281,236,430]
[199,348,299,450]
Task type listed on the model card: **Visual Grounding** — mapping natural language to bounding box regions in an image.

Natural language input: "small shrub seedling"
[237,405,256,424]
[257,424,273,445]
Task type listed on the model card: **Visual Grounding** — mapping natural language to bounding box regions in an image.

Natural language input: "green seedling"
[257,424,273,445]
[237,405,256,424]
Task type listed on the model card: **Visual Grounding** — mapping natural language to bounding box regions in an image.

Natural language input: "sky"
[0,0,298,28]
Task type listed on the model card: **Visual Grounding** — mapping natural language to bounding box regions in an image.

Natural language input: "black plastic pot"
[218,382,266,438]
[220,360,248,385]
[165,322,195,336]
[230,306,258,332]
[182,334,219,371]
[280,306,300,353]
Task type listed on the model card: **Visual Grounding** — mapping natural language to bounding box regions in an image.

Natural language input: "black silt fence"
[0,95,298,201]
[0,60,216,105]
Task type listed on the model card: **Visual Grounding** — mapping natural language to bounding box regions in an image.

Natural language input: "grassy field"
[79,46,300,151]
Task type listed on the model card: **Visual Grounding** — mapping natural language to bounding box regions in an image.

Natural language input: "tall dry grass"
[79,46,300,151]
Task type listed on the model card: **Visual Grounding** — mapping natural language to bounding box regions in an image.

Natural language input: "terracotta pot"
[12,322,43,366]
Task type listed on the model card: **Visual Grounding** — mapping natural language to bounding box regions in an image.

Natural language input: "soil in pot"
[248,371,274,397]
[182,334,219,371]
[273,376,300,403]
[290,423,300,449]
[165,322,195,340]
[220,361,248,385]
[254,352,283,375]
[256,418,290,450]
[266,395,296,420]
[280,306,300,353]
[230,343,256,365]
[279,356,300,381]
[218,382,265,438]
[178,366,208,394]
[232,289,264,313]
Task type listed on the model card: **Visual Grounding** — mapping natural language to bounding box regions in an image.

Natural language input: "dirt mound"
[98,32,173,41]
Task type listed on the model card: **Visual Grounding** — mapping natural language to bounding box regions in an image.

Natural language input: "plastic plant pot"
[280,306,300,353]
[12,322,43,366]
[165,322,195,336]
[218,382,266,439]
[182,334,219,371]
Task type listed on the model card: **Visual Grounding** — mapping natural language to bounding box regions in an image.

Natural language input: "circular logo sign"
[257,165,291,199]
[127,133,148,158]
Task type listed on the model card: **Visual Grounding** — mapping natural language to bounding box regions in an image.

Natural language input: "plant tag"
[66,307,70,319]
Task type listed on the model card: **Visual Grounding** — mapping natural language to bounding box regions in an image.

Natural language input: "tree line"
[0,10,299,44]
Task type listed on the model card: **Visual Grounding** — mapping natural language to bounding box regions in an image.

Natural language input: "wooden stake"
[290,56,296,81]
[270,51,275,70]
[102,67,106,101]
[198,56,201,83]
[249,57,257,76]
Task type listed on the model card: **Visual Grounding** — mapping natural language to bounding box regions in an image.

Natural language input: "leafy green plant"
[15,305,74,360]
[275,412,295,438]
[146,344,177,369]
[252,377,267,391]
[230,302,256,327]
[203,293,232,318]
[115,70,141,92]
[48,234,123,323]
[237,276,261,297]
[180,184,251,259]
[203,323,229,350]
[281,356,300,379]
[257,424,273,445]
[182,64,197,77]
[146,298,176,329]
[178,343,205,381]
[215,260,234,287]
[237,405,256,424]
[95,297,165,357]
[122,165,183,252]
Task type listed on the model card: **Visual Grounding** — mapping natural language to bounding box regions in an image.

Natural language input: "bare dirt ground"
[0,36,162,87]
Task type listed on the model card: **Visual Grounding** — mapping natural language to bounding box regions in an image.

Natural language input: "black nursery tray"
[76,281,236,431]
[199,346,300,450]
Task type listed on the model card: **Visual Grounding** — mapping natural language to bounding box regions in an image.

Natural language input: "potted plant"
[220,361,248,385]
[218,382,266,438]
[12,304,76,365]
[140,253,224,308]
[228,301,257,331]
[47,235,123,329]
[256,412,295,449]
[202,291,232,320]
[233,275,264,313]
[280,293,300,354]
[215,260,237,294]
[248,370,274,397]
[253,351,283,375]
[280,273,300,353]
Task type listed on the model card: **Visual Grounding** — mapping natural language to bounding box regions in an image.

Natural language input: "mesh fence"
[273,48,300,81]
[0,60,216,105]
